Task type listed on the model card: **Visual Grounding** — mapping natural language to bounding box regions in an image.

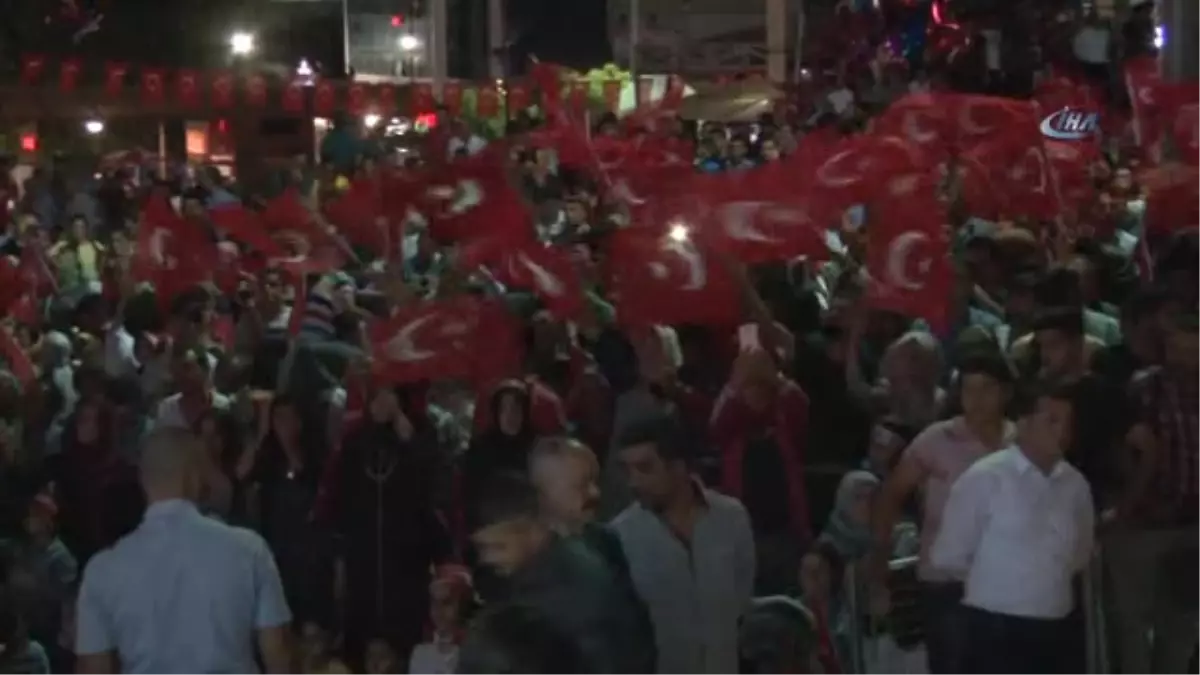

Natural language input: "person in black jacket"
[465,472,655,673]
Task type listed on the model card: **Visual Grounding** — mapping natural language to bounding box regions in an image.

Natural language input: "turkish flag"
[369,297,484,385]
[245,73,268,107]
[19,54,45,85]
[442,82,463,115]
[865,187,953,331]
[376,84,397,116]
[282,81,305,113]
[347,82,368,114]
[605,229,741,328]
[602,80,621,112]
[1156,81,1199,166]
[507,80,530,116]
[470,242,584,320]
[176,70,201,107]
[410,83,434,116]
[103,61,129,97]
[698,172,829,265]
[1142,164,1200,236]
[141,68,166,105]
[476,85,500,117]
[314,80,336,116]
[208,205,285,259]
[662,75,685,108]
[870,93,951,161]
[212,72,236,108]
[961,136,1059,220]
[1124,56,1162,151]
[136,193,218,308]
[59,59,81,92]
[416,157,531,244]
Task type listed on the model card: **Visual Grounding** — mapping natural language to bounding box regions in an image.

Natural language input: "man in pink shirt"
[868,354,1017,673]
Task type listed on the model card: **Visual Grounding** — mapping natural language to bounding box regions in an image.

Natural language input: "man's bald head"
[139,428,206,502]
[527,437,600,531]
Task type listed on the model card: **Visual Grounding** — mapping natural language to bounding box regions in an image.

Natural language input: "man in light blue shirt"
[75,428,293,674]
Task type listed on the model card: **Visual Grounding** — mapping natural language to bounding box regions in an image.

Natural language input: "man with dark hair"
[932,382,1094,674]
[457,603,587,674]
[1106,311,1199,674]
[610,414,756,673]
[466,472,653,673]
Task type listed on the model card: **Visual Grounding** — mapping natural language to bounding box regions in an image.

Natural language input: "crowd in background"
[0,0,1195,674]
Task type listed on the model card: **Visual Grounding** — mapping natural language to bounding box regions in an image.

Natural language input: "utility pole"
[430,0,448,95]
[341,0,352,76]
[1160,0,1198,80]
[766,0,787,82]
[630,0,640,105]
[488,0,505,79]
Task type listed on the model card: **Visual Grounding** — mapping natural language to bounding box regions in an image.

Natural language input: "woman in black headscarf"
[242,394,333,628]
[326,383,451,671]
[459,381,536,519]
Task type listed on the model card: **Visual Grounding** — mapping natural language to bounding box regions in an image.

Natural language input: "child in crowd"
[297,621,349,675]
[364,638,401,675]
[798,543,845,674]
[407,564,474,674]
[0,590,51,675]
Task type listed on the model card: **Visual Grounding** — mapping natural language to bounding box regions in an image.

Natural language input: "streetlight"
[230,31,256,56]
[83,119,104,135]
[398,34,420,52]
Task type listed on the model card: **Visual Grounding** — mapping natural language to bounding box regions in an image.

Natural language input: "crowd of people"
[0,1,1196,674]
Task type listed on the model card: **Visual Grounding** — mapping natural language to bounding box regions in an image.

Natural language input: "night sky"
[507,0,612,70]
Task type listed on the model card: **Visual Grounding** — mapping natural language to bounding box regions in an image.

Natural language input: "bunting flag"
[314,80,337,116]
[9,52,791,120]
[410,83,434,116]
[507,81,530,117]
[141,67,166,104]
[177,69,201,107]
[603,80,622,112]
[282,81,306,113]
[477,84,500,117]
[59,58,81,92]
[377,84,397,116]
[103,61,128,96]
[442,81,463,115]
[20,54,46,85]
[212,72,235,108]
[568,81,589,114]
[246,73,268,107]
[347,82,368,115]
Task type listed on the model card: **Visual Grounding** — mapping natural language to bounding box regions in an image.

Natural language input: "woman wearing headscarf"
[52,399,142,564]
[712,347,812,594]
[460,381,537,520]
[241,394,334,629]
[323,382,451,671]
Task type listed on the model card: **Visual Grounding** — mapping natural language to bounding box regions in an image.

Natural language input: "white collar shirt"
[930,446,1095,619]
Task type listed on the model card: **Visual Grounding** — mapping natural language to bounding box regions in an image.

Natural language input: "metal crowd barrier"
[843,552,1112,674]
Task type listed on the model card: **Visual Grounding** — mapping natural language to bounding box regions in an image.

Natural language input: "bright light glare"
[313,117,331,131]
[398,34,420,51]
[297,59,313,77]
[83,119,104,135]
[668,224,689,242]
[230,32,256,56]
[1154,26,1165,49]
[363,113,382,129]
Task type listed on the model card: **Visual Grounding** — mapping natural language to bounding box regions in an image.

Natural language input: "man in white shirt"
[931,382,1094,674]
[75,429,293,673]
